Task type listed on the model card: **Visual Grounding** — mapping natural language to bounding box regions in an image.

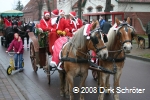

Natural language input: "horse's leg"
[65,73,69,98]
[98,72,108,100]
[79,70,88,100]
[58,70,65,97]
[113,67,122,100]
[67,72,74,100]
[105,74,110,94]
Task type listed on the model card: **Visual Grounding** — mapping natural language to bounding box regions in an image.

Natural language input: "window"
[110,4,114,11]
[97,7,102,12]
[96,5,103,12]
[87,6,93,12]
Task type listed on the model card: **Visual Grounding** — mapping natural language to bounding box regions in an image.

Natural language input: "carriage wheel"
[92,70,98,81]
[1,37,4,46]
[30,42,38,72]
[46,52,51,84]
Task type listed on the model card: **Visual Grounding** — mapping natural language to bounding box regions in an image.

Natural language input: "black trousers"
[148,34,150,47]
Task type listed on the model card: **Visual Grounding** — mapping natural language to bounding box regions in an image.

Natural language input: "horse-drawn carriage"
[0,10,25,47]
[29,28,52,84]
[28,15,135,100]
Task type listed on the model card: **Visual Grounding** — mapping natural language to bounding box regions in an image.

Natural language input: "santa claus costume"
[4,17,12,28]
[39,11,51,32]
[68,11,83,34]
[56,9,71,37]
[48,9,59,54]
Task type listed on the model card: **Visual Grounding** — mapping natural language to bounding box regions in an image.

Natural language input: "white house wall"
[83,0,106,14]
[57,0,78,15]
[83,0,150,14]
[117,3,150,12]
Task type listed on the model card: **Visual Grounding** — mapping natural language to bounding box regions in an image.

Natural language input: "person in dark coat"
[146,21,150,49]
[101,21,112,34]
[101,21,112,43]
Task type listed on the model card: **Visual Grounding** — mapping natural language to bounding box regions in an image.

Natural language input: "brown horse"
[59,21,108,100]
[97,17,135,100]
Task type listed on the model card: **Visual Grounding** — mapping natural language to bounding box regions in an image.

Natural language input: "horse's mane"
[106,23,117,50]
[70,25,86,56]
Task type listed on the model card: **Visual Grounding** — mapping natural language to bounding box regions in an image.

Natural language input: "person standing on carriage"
[48,9,59,54]
[67,11,83,35]
[55,9,71,37]
[99,16,105,28]
[38,11,51,33]
[32,11,51,68]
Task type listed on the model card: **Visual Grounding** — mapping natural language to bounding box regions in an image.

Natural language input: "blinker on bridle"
[89,27,107,53]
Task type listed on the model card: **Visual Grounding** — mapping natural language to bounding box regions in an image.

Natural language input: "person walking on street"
[101,21,112,35]
[99,16,105,28]
[101,21,111,43]
[146,21,150,49]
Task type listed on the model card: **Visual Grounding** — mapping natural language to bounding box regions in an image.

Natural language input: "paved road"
[0,39,150,100]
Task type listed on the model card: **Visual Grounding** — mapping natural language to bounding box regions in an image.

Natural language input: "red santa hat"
[69,11,76,18]
[59,9,65,15]
[51,9,59,16]
[44,11,50,16]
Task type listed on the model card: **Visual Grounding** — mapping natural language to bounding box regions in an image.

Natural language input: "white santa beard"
[51,17,57,25]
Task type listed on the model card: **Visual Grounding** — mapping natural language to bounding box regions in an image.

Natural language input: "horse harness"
[90,22,134,74]
[116,22,135,45]
[60,23,134,74]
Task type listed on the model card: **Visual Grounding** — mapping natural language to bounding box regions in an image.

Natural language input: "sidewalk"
[0,63,52,100]
[126,43,150,62]
[0,63,26,100]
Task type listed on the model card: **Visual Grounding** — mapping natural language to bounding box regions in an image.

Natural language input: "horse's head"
[87,21,108,59]
[115,17,135,53]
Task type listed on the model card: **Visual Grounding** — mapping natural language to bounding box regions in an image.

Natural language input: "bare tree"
[104,0,111,21]
[104,0,111,12]
[78,0,82,19]
[35,0,44,20]
[45,0,51,13]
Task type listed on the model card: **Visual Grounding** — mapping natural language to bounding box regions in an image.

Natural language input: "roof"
[116,0,150,3]
[22,0,37,13]
[72,0,86,8]
[1,10,23,17]
[83,12,124,16]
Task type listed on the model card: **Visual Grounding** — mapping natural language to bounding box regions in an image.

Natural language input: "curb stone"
[127,54,150,62]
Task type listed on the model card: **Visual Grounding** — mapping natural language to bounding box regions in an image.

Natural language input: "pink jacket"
[7,38,24,54]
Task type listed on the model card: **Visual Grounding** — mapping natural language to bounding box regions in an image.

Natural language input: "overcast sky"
[0,0,29,12]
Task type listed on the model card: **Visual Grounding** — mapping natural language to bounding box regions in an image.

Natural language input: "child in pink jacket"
[6,33,24,72]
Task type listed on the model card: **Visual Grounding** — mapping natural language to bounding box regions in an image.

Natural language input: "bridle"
[116,22,135,46]
[89,27,107,53]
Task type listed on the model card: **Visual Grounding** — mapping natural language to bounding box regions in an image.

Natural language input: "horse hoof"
[60,92,65,97]
[65,94,69,98]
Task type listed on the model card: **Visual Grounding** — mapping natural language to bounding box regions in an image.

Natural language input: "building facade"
[22,0,57,23]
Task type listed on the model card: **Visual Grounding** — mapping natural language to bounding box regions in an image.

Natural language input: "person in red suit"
[3,16,12,28]
[68,11,83,35]
[38,11,51,33]
[48,9,59,54]
[56,9,71,37]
